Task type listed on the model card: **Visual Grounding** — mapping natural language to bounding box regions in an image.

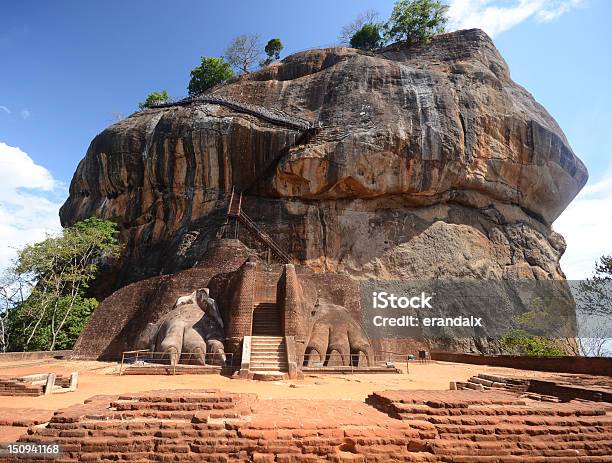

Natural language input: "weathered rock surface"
[60,29,586,290]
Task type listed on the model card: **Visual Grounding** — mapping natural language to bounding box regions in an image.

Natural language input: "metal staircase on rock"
[227,189,291,264]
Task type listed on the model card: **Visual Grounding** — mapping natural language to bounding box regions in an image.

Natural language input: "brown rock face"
[60,28,587,289]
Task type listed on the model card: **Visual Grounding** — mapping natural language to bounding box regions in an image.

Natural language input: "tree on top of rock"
[350,23,384,50]
[261,38,284,66]
[188,57,233,95]
[338,9,380,45]
[385,0,449,45]
[139,90,170,109]
[225,34,264,74]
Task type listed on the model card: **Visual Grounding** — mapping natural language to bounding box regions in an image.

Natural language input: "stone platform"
[1,387,610,462]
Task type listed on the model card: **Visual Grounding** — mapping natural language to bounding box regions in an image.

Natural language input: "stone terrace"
[1,388,611,462]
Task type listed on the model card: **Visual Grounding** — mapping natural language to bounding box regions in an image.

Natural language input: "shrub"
[188,57,233,95]
[139,90,170,109]
[385,0,449,45]
[350,23,383,50]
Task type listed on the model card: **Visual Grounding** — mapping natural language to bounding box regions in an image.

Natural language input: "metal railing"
[301,351,412,374]
[119,350,234,376]
[226,188,291,264]
[147,93,316,131]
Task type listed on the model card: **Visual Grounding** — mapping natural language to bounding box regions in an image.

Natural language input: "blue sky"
[1,0,611,278]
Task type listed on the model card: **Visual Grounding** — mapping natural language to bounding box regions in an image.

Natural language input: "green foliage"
[385,0,449,45]
[138,90,170,109]
[2,217,122,351]
[501,330,566,357]
[350,23,383,50]
[576,255,612,316]
[188,57,234,95]
[7,295,98,351]
[264,38,283,61]
[500,297,568,357]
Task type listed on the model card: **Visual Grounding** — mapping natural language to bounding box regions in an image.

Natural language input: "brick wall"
[431,352,612,376]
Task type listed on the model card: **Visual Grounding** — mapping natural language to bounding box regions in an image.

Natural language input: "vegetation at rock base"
[571,255,612,357]
[0,218,122,352]
[225,34,264,74]
[501,330,567,356]
[385,0,449,44]
[500,260,612,357]
[350,23,384,50]
[138,90,170,109]
[262,38,284,66]
[188,57,234,95]
[500,297,567,356]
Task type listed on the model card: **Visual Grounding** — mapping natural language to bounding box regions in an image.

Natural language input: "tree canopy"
[262,38,284,66]
[138,90,170,109]
[188,57,234,95]
[0,217,122,352]
[385,0,449,44]
[265,38,283,60]
[350,23,384,50]
[338,9,380,45]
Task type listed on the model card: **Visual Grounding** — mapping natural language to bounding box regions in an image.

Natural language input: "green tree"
[224,34,264,74]
[501,330,566,357]
[350,23,383,50]
[3,217,122,351]
[139,90,170,109]
[385,0,449,45]
[338,9,380,45]
[570,255,612,357]
[261,38,284,66]
[500,297,567,357]
[188,57,234,95]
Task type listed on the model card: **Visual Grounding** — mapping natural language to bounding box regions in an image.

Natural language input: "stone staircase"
[249,336,288,374]
[252,302,282,335]
[247,268,288,377]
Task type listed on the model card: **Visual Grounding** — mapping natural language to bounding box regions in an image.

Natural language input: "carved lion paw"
[303,299,373,367]
[150,289,226,366]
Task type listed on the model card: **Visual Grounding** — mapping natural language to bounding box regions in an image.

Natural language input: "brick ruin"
[0,373,77,397]
[1,385,610,462]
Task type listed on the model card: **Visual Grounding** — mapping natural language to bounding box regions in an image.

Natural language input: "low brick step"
[110,401,236,412]
[435,423,607,438]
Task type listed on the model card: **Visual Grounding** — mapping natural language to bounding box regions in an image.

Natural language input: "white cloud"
[20,108,30,120]
[554,169,612,280]
[448,0,585,37]
[0,106,10,115]
[0,142,64,270]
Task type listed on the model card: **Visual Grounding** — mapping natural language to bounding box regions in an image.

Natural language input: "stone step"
[251,366,288,372]
[251,349,285,354]
[251,358,288,364]
[251,348,286,354]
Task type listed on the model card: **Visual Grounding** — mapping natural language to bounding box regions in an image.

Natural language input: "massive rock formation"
[64,29,587,357]
[60,29,586,288]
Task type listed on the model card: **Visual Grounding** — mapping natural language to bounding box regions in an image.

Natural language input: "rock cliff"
[60,28,587,290]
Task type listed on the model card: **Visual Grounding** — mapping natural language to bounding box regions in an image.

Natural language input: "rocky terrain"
[60,28,587,290]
